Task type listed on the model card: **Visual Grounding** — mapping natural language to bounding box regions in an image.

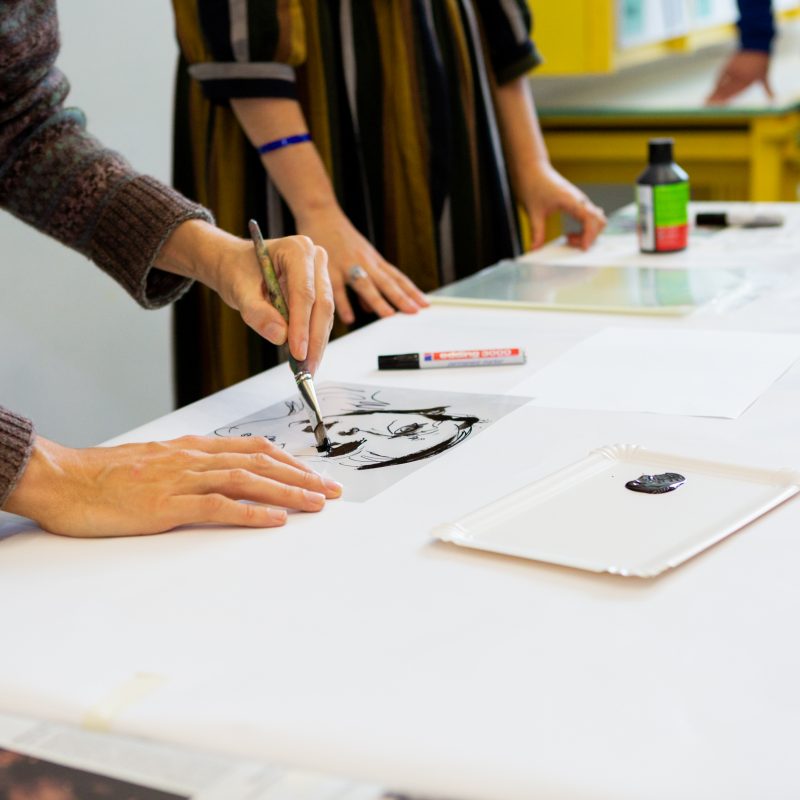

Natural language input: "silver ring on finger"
[348,264,368,286]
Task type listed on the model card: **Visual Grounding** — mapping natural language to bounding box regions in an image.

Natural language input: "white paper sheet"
[214,382,529,502]
[510,327,800,418]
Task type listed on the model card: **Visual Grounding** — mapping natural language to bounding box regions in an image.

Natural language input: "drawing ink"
[636,138,689,253]
[625,472,686,494]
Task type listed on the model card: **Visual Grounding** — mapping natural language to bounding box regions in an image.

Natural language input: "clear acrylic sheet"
[430,260,750,315]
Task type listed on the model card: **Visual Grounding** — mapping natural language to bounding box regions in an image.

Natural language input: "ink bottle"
[636,138,689,253]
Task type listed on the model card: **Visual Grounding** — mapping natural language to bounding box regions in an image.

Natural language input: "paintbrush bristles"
[294,372,332,452]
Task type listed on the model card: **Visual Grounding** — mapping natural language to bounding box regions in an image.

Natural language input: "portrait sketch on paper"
[214,383,527,501]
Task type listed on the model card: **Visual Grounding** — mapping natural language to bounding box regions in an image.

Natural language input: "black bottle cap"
[377,352,420,370]
[648,138,674,165]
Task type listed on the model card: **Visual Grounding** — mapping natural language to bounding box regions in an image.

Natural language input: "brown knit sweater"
[0,0,213,508]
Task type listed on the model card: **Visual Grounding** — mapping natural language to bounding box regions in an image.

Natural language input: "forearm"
[230,97,426,324]
[492,76,550,199]
[493,76,606,250]
[0,1,212,309]
[230,97,341,225]
[1,121,211,308]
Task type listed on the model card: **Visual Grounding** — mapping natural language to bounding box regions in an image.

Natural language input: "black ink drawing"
[214,383,528,501]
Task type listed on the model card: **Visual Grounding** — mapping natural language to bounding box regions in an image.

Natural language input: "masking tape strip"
[82,672,167,732]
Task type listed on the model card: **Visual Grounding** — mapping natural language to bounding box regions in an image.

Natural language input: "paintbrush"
[248,220,331,452]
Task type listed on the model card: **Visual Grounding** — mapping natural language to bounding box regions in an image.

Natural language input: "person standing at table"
[1,0,341,537]
[170,0,607,405]
[707,0,776,104]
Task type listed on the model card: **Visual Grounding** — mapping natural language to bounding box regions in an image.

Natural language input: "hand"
[156,220,334,374]
[296,207,429,325]
[226,98,427,325]
[519,161,607,251]
[706,50,773,105]
[3,435,343,537]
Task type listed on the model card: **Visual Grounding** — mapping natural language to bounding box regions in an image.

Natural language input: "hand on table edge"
[706,50,773,106]
[522,160,608,252]
[3,434,343,537]
[156,219,334,375]
[492,76,607,253]
[228,97,429,327]
[294,205,430,326]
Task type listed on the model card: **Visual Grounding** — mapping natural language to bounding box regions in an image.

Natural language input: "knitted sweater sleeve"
[0,1,214,509]
[0,1,214,308]
[0,408,34,509]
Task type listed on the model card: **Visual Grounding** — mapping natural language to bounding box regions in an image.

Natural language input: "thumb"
[528,211,547,250]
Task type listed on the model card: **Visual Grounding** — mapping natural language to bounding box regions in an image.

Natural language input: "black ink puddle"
[625,472,686,494]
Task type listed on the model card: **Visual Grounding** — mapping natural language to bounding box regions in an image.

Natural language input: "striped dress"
[171,0,541,405]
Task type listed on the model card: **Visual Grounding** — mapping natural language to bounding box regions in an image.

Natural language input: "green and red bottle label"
[636,181,689,252]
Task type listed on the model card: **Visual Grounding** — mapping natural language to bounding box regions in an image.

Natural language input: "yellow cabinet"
[533,0,800,75]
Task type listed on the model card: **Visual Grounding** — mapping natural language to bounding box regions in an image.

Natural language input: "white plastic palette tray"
[434,445,800,577]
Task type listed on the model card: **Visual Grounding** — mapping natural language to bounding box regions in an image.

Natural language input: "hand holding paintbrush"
[249,220,331,452]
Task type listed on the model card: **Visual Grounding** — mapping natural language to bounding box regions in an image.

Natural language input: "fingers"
[571,197,607,250]
[523,163,607,251]
[527,187,605,251]
[169,494,288,529]
[272,235,318,362]
[188,451,342,499]
[345,262,396,317]
[368,261,428,313]
[235,252,289,346]
[529,211,548,250]
[236,234,335,368]
[17,434,342,538]
[184,470,328,512]
[394,267,430,308]
[707,73,750,104]
[154,437,346,530]
[295,213,426,323]
[167,434,312,469]
[344,259,427,318]
[556,191,606,250]
[706,51,771,105]
[331,265,356,325]
[164,435,343,498]
[305,246,335,374]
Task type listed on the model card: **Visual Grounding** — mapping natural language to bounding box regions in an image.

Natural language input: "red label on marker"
[426,348,522,362]
[419,348,526,368]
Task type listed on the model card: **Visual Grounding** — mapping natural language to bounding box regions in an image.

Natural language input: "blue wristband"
[257,133,312,155]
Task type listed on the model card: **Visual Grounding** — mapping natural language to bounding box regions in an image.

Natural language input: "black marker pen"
[378,348,526,370]
[695,211,785,228]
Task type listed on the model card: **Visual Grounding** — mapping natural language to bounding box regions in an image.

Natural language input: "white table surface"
[3,208,800,800]
[522,201,800,271]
